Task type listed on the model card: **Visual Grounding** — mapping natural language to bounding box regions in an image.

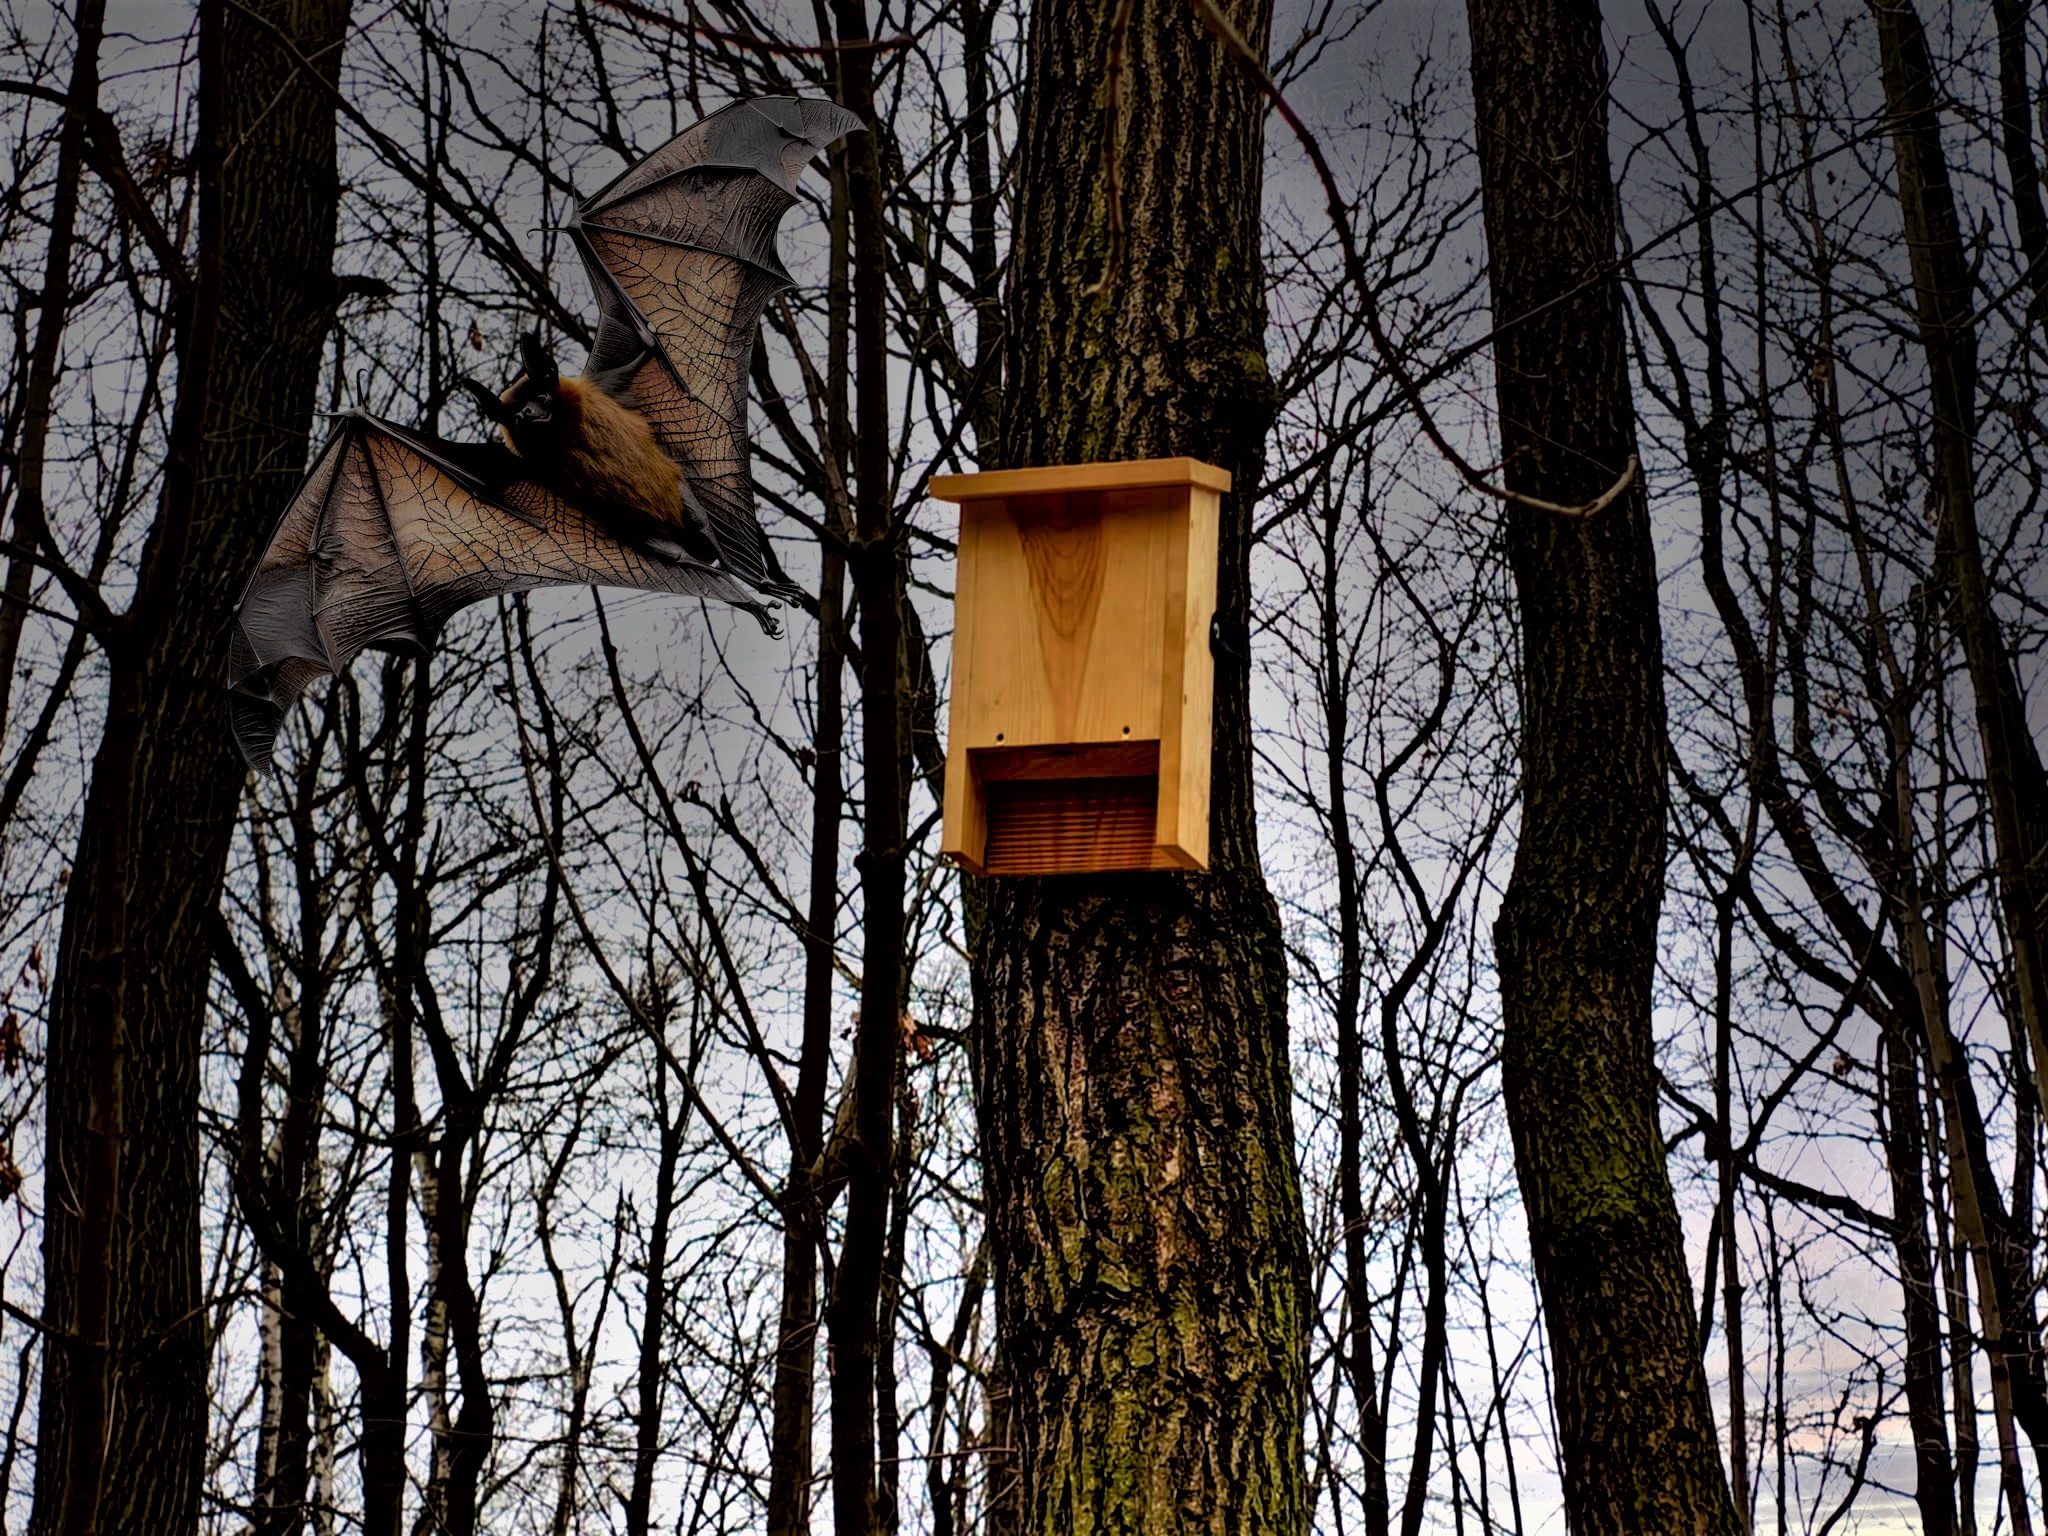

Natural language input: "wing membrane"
[573,96,859,595]
[230,413,777,771]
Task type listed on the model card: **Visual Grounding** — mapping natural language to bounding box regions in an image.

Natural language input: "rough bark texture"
[1464,1,1739,1530]
[30,2,351,1530]
[969,0,1308,1531]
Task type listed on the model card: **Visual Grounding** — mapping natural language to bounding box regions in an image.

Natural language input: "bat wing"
[573,96,860,597]
[229,412,778,771]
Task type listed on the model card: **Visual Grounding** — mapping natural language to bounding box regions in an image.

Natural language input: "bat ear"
[459,377,513,426]
[520,331,559,392]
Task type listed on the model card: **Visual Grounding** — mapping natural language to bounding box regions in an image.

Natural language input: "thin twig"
[1182,0,1638,519]
[588,0,909,57]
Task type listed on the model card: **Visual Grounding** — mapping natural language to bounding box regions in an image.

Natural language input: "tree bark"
[31,1,349,1531]
[969,0,1309,1530]
[1464,0,1738,1529]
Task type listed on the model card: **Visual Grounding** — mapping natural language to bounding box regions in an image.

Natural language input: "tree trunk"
[1870,0,2048,1161]
[626,1047,685,1536]
[765,160,851,1532]
[969,0,1309,1530]
[1989,0,2048,326]
[1463,0,1738,1529]
[30,1,350,1531]
[825,1,907,1530]
[1869,2,2048,1485]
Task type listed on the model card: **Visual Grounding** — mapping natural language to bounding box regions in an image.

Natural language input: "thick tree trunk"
[969,1,1308,1531]
[1463,1,1738,1530]
[30,2,349,1532]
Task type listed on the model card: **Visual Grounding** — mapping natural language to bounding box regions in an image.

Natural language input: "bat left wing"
[230,412,777,771]
[574,96,860,599]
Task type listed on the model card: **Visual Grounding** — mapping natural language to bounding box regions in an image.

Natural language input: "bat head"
[461,332,571,459]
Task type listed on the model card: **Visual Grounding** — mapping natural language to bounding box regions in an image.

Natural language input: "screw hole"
[996,732,1005,742]
[1121,725,1131,737]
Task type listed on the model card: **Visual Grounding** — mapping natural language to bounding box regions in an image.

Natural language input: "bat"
[228,95,860,772]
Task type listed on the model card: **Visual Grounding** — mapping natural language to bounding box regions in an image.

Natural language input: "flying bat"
[228,95,860,771]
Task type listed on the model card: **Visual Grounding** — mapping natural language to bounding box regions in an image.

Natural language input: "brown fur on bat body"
[460,332,718,566]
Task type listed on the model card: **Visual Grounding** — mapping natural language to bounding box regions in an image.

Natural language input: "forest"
[0,0,2045,1531]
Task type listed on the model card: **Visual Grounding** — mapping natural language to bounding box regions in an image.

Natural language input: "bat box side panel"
[1153,485,1218,869]
[938,460,1224,876]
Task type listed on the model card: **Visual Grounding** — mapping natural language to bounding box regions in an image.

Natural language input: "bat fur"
[465,334,717,565]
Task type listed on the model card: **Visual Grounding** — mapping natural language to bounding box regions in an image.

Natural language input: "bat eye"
[516,397,554,427]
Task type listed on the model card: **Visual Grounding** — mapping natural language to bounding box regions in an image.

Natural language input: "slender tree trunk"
[825,1,906,1529]
[1870,0,2048,1165]
[0,0,105,742]
[1464,1,1737,1529]
[1898,893,2034,1536]
[875,1080,915,1534]
[1714,891,1751,1533]
[1989,0,2048,325]
[1874,1011,1963,1536]
[969,0,1308,1530]
[765,210,850,1532]
[626,1048,685,1536]
[1324,497,1389,1536]
[251,908,331,1536]
[1932,1123,1979,1535]
[310,1329,336,1536]
[924,1240,987,1536]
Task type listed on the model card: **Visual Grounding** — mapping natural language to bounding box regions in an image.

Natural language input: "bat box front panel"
[934,459,1225,877]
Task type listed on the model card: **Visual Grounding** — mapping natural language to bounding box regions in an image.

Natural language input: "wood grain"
[936,460,1223,874]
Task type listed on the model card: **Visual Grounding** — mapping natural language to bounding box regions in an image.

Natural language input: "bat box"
[933,457,1226,876]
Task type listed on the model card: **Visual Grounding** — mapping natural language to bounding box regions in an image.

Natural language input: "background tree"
[1465,0,1739,1528]
[968,0,1310,1529]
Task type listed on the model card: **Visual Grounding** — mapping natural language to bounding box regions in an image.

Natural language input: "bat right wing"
[574,97,861,599]
[229,412,777,771]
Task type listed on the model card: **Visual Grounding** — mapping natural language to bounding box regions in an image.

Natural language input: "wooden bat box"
[933,457,1227,876]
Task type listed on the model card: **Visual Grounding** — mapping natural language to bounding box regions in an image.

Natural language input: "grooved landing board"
[982,776,1175,875]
